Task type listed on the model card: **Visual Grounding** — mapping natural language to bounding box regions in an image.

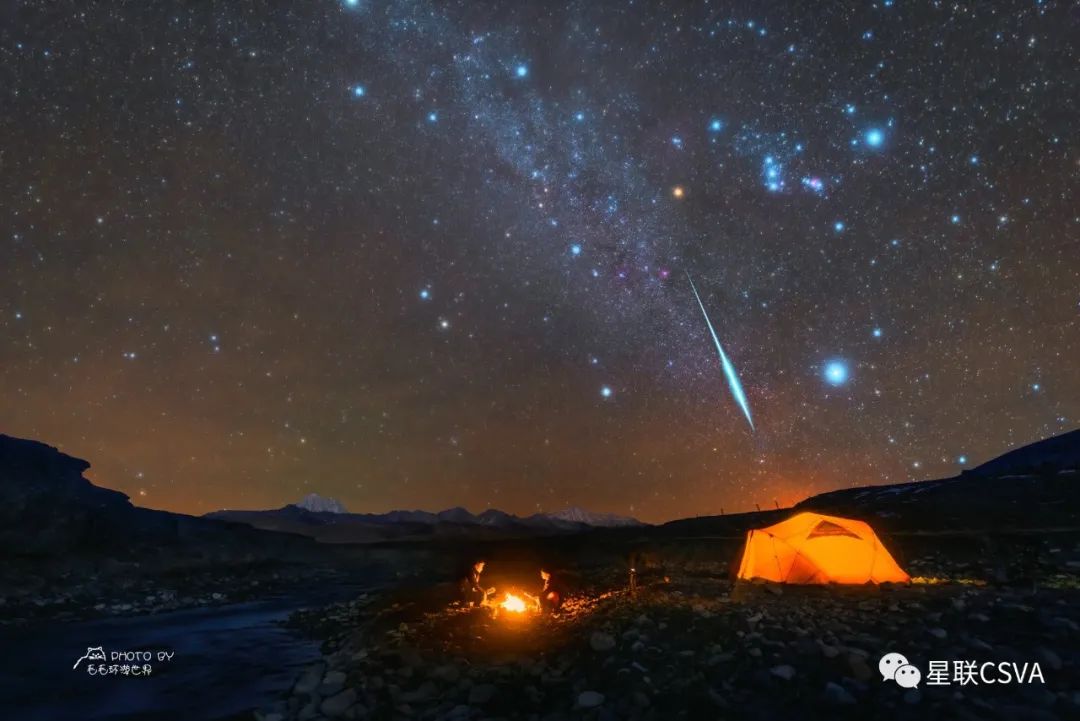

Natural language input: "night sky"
[1,1,1077,523]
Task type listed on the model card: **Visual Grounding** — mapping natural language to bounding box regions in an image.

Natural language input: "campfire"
[499,592,528,613]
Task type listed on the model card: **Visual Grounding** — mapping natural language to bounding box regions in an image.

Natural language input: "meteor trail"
[687,273,755,432]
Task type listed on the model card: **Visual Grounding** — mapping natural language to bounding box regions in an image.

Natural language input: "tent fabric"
[736,512,910,584]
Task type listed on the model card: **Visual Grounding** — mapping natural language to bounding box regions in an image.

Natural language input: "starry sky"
[1,0,1077,523]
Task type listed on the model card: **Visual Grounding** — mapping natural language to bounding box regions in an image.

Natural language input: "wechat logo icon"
[879,652,921,688]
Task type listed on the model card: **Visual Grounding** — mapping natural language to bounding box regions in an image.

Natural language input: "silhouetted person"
[534,567,564,613]
[459,560,494,606]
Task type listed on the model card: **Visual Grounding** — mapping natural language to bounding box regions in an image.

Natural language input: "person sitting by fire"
[459,560,495,607]
[530,566,564,614]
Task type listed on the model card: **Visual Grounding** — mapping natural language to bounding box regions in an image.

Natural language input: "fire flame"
[499,592,528,613]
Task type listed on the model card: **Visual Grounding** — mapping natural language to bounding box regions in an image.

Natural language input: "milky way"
[0,1,1077,521]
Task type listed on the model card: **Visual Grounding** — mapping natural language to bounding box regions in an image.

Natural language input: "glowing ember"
[499,592,528,613]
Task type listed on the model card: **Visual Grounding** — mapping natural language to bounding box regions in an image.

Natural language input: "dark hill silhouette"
[660,428,1080,538]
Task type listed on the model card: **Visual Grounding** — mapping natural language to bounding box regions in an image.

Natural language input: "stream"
[0,584,370,721]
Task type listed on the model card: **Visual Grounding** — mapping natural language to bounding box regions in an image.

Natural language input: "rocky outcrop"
[0,435,134,555]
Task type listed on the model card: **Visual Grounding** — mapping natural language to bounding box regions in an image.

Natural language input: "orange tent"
[736,512,909,584]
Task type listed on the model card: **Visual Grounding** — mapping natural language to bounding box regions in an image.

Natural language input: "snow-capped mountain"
[295,493,348,514]
[542,506,643,527]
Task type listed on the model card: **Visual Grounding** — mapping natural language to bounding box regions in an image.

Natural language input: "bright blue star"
[834,221,845,232]
[419,289,430,300]
[709,118,723,132]
[427,111,437,123]
[969,155,979,165]
[824,360,850,386]
[844,104,856,115]
[957,455,967,465]
[515,64,528,78]
[352,85,365,97]
[872,328,882,338]
[671,136,683,148]
[574,112,584,122]
[344,0,359,7]
[570,244,582,256]
[950,214,961,224]
[864,128,884,148]
[600,385,613,398]
[1032,383,1041,392]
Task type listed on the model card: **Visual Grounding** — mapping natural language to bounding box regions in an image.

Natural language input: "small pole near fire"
[774,499,779,510]
[755,503,761,512]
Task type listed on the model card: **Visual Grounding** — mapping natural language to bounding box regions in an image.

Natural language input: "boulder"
[320,688,357,717]
[577,691,605,709]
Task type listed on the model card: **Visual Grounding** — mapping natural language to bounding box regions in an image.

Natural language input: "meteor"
[687,273,755,432]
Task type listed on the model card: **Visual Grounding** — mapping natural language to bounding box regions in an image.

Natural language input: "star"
[824,360,850,386]
[515,64,528,78]
[864,128,884,148]
[671,185,685,199]
[352,85,365,97]
[600,385,613,398]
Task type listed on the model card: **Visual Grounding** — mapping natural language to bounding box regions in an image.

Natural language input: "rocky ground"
[261,547,1080,721]
[0,559,347,626]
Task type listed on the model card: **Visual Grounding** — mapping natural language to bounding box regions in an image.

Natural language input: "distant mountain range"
[3,428,1077,555]
[206,499,643,543]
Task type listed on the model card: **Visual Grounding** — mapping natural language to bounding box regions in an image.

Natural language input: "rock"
[822,682,856,706]
[577,691,605,709]
[819,643,840,659]
[847,654,873,682]
[320,670,347,695]
[297,699,320,721]
[1035,647,1062,671]
[431,664,461,683]
[928,627,948,639]
[770,665,796,681]
[764,584,783,596]
[400,680,438,704]
[320,688,357,717]
[590,631,616,652]
[468,683,496,705]
[294,664,325,695]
